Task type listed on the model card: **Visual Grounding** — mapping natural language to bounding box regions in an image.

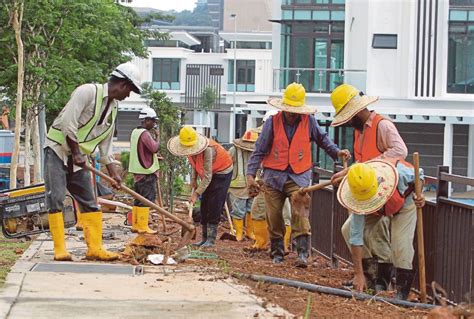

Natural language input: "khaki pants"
[341,213,391,263]
[251,193,291,226]
[391,202,417,269]
[264,180,310,239]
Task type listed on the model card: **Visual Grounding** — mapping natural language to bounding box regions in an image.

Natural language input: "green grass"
[0,233,29,285]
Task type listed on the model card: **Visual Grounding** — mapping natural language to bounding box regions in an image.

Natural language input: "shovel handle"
[224,202,235,234]
[85,165,195,232]
[300,176,344,194]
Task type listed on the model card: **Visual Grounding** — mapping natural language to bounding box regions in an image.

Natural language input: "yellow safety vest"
[230,147,248,188]
[46,84,117,155]
[128,128,160,175]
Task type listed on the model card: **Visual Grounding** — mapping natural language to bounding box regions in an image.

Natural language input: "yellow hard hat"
[347,163,378,201]
[179,126,198,146]
[282,82,306,107]
[330,84,359,115]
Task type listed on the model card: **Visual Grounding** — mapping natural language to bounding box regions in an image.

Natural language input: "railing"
[309,164,474,303]
[273,68,367,93]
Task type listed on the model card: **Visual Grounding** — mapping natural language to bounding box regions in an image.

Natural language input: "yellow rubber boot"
[48,213,72,261]
[131,206,138,233]
[284,225,292,253]
[82,212,119,261]
[245,212,255,240]
[135,207,157,234]
[75,206,83,231]
[251,219,269,250]
[232,218,244,241]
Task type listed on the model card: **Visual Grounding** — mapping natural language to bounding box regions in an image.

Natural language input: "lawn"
[0,233,29,285]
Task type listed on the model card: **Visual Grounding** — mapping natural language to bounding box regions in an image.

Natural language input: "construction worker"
[247,83,351,267]
[330,84,409,291]
[228,129,258,241]
[335,160,425,299]
[128,107,160,234]
[45,62,141,261]
[168,126,233,248]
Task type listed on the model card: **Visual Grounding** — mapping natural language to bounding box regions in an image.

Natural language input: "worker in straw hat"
[168,126,233,248]
[247,82,351,267]
[335,159,425,299]
[330,83,410,293]
[228,129,259,241]
[128,107,160,235]
[44,62,142,262]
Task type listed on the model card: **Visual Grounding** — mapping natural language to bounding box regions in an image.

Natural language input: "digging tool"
[85,165,195,248]
[220,202,237,241]
[413,152,427,303]
[156,171,167,232]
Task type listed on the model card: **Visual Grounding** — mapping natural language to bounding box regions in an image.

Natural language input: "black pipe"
[235,273,436,310]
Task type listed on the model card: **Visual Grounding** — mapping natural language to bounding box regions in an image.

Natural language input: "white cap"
[111,62,142,94]
[263,110,278,122]
[139,107,157,120]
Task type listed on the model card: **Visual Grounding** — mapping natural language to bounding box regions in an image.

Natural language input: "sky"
[122,0,197,12]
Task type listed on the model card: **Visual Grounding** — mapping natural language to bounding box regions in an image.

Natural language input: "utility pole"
[229,13,237,143]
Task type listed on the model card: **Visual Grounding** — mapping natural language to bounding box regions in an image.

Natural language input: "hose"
[235,273,436,310]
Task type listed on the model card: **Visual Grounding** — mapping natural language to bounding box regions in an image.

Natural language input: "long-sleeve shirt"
[45,83,117,171]
[360,112,408,160]
[228,146,251,199]
[191,147,234,195]
[133,128,160,182]
[247,114,340,191]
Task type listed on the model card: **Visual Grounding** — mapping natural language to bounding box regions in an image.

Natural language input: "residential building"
[198,0,225,30]
[223,0,273,32]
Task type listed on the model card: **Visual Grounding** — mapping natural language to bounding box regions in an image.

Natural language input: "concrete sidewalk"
[0,215,289,318]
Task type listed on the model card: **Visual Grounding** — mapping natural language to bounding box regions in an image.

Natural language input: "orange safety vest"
[353,113,385,162]
[261,112,312,174]
[188,139,233,179]
[382,159,415,216]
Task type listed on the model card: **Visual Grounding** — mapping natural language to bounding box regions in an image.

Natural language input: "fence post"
[437,166,450,199]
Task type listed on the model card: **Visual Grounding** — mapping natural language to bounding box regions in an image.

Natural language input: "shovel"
[85,166,196,248]
[220,202,237,241]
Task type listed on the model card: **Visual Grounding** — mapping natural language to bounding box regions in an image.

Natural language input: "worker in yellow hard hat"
[335,159,425,300]
[247,83,351,267]
[168,126,233,248]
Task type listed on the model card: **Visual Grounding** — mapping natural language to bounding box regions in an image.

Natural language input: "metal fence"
[309,164,474,303]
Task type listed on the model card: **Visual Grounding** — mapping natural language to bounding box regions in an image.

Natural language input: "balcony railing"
[273,68,367,93]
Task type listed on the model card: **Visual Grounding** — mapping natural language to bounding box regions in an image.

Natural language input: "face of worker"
[143,118,156,130]
[347,113,365,131]
[283,112,300,126]
[114,81,135,101]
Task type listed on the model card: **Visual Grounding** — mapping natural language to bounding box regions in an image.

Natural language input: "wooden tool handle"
[413,152,427,303]
[300,176,344,194]
[85,166,194,232]
[224,202,235,234]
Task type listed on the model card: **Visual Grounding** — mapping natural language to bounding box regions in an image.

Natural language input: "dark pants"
[133,174,157,207]
[44,147,99,213]
[200,172,232,226]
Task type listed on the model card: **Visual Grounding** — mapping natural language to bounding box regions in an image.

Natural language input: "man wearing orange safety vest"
[330,84,423,299]
[247,83,351,267]
[168,126,233,248]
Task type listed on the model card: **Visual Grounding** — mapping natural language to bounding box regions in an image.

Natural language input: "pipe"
[235,273,436,310]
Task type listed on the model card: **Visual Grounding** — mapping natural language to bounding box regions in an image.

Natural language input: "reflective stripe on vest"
[261,112,312,174]
[353,113,385,162]
[230,147,247,188]
[46,84,117,155]
[128,128,160,175]
[188,139,233,179]
[383,159,414,216]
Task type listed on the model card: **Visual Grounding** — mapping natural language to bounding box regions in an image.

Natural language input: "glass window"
[295,10,312,20]
[332,0,345,3]
[469,10,474,20]
[313,10,330,20]
[282,10,293,20]
[152,58,180,90]
[316,0,329,3]
[450,10,469,20]
[228,60,255,92]
[295,0,311,3]
[331,10,345,21]
[447,23,474,93]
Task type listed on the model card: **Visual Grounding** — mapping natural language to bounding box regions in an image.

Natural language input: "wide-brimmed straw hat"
[337,160,399,215]
[267,83,317,115]
[167,126,209,157]
[233,129,258,151]
[330,84,378,127]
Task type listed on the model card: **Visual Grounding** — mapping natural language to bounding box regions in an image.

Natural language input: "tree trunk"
[32,111,42,183]
[9,1,24,189]
[23,110,32,186]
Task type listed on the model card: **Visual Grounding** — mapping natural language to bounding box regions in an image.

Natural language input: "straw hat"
[167,126,209,157]
[267,83,317,115]
[337,160,399,215]
[233,129,258,151]
[330,84,378,127]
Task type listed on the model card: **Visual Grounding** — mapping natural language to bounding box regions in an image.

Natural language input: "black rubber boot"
[295,235,310,268]
[270,238,284,264]
[375,263,393,292]
[362,257,378,290]
[395,268,415,300]
[200,224,217,248]
[192,224,207,246]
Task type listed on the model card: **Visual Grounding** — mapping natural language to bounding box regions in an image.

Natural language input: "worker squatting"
[45,63,425,301]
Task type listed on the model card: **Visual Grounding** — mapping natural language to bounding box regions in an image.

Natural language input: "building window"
[447,5,474,93]
[228,60,255,92]
[152,58,180,90]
